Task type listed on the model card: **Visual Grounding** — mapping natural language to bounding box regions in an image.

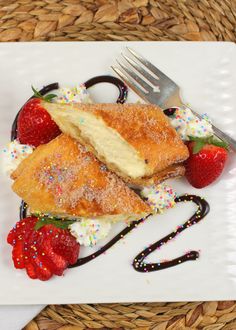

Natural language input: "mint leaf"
[34,216,76,230]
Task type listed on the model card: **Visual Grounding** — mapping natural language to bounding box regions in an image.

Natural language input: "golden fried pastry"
[130,164,185,187]
[43,102,189,184]
[11,134,151,222]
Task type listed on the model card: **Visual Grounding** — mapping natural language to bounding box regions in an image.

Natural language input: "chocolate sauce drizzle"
[84,75,128,104]
[20,200,27,220]
[133,195,209,272]
[70,195,209,272]
[163,107,177,117]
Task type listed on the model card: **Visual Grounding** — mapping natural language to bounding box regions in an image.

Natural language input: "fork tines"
[111,47,178,105]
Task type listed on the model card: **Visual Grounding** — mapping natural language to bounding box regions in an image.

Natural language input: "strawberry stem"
[188,135,229,154]
[34,215,76,230]
[31,85,57,103]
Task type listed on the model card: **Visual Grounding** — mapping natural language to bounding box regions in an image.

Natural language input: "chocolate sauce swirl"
[163,107,177,117]
[70,218,144,268]
[84,75,128,104]
[20,201,28,220]
[70,195,209,272]
[133,195,209,272]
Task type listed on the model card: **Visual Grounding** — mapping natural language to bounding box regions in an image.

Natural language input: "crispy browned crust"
[43,102,189,181]
[12,134,151,220]
[127,164,185,187]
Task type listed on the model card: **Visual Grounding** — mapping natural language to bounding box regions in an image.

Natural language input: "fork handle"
[182,104,236,152]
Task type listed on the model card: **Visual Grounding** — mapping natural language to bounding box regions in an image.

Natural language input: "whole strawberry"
[17,87,61,147]
[185,136,228,189]
[7,216,80,281]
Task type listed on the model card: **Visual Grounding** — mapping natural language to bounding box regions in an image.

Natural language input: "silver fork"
[112,47,236,152]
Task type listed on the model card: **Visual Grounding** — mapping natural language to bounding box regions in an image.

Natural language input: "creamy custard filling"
[45,104,148,179]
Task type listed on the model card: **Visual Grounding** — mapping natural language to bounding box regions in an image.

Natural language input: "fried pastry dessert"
[43,102,189,185]
[11,134,151,222]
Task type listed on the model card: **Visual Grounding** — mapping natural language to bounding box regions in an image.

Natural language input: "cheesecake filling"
[44,103,148,179]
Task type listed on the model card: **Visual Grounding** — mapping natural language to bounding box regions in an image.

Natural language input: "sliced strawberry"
[25,263,37,280]
[7,219,26,245]
[41,244,67,276]
[50,228,80,264]
[12,240,25,269]
[28,255,53,281]
[7,217,80,281]
[23,223,65,280]
[7,217,37,269]
[36,228,68,276]
[7,217,37,244]
[17,98,61,147]
[7,228,16,245]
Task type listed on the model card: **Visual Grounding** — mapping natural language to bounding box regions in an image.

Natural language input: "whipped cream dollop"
[170,107,213,140]
[141,183,177,213]
[1,140,34,176]
[55,84,92,104]
[69,218,111,247]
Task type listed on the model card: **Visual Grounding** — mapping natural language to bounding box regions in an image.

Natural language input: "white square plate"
[0,42,236,304]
